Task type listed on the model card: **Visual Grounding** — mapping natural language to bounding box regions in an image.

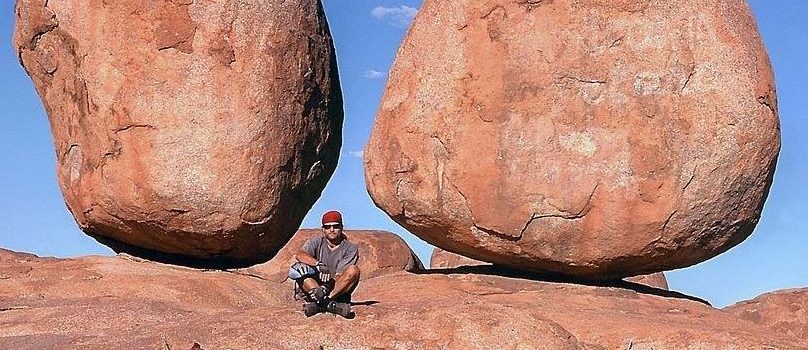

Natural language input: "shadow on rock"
[417,265,711,306]
[349,300,379,307]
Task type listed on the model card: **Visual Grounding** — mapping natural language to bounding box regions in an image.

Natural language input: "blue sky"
[0,1,805,308]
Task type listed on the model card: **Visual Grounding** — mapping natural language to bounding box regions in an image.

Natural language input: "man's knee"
[289,262,317,280]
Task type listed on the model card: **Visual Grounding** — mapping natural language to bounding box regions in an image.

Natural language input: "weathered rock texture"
[241,229,424,282]
[725,288,808,341]
[14,0,343,267]
[431,248,669,289]
[364,0,780,277]
[0,249,803,349]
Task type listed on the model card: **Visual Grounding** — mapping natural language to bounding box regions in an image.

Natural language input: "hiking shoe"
[302,302,322,317]
[325,301,352,318]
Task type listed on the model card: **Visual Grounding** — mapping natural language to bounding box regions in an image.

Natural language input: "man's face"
[322,223,343,240]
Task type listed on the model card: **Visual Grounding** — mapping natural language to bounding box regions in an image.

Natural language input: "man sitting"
[288,210,360,317]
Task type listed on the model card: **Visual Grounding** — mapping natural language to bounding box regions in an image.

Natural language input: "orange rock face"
[242,229,424,282]
[14,0,343,267]
[725,288,808,341]
[0,248,801,349]
[365,0,780,277]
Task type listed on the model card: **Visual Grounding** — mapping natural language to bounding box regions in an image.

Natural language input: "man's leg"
[297,276,329,317]
[329,265,360,299]
[289,262,327,306]
[299,277,320,295]
[300,277,330,303]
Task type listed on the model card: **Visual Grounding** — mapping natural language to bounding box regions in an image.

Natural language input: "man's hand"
[316,262,331,282]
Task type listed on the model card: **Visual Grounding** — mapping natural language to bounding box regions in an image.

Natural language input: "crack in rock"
[521,184,599,237]
[608,35,625,48]
[220,269,269,282]
[474,224,522,242]
[0,306,30,312]
[465,289,521,296]
[515,0,548,12]
[82,204,99,217]
[62,143,79,159]
[95,140,122,171]
[662,210,677,232]
[548,183,599,219]
[473,184,600,242]
[681,65,696,93]
[114,124,156,134]
[683,163,698,191]
[241,216,272,226]
[482,5,506,19]
[29,21,58,50]
[757,93,777,114]
[450,181,474,223]
[554,75,607,87]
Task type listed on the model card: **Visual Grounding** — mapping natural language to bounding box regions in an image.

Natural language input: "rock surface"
[725,288,808,341]
[0,248,802,349]
[364,0,780,277]
[432,248,669,290]
[625,272,669,290]
[241,229,424,282]
[13,0,343,267]
[430,247,488,269]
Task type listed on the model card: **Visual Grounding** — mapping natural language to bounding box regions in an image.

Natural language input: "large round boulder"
[364,0,779,277]
[14,0,343,267]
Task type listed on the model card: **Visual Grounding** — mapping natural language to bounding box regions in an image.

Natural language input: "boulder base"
[431,248,669,290]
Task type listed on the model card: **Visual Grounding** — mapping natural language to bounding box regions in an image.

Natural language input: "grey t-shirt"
[302,235,359,275]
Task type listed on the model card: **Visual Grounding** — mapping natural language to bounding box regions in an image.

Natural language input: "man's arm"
[294,250,320,266]
[295,236,324,267]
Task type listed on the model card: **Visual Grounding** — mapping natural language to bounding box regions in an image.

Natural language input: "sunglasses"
[322,224,342,230]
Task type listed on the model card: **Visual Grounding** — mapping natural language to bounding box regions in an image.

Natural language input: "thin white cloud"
[363,69,387,79]
[371,5,418,28]
[348,150,364,159]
